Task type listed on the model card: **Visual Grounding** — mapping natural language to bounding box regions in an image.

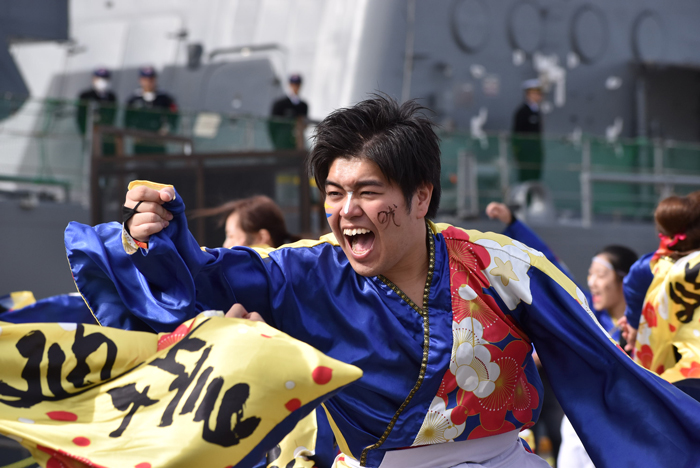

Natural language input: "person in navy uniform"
[77,68,118,155]
[125,66,179,154]
[269,74,308,149]
[512,79,544,182]
[77,68,117,134]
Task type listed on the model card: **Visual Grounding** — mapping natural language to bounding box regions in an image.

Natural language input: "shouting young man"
[66,97,700,468]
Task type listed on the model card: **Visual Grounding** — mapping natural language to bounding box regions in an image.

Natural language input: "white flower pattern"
[414,396,466,445]
[458,284,478,301]
[450,319,500,398]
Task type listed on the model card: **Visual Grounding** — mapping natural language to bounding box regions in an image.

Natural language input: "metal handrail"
[89,135,311,242]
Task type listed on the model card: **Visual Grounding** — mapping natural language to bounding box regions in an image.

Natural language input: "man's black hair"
[307,95,441,218]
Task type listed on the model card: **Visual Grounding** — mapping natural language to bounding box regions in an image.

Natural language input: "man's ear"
[413,183,433,218]
[254,229,273,247]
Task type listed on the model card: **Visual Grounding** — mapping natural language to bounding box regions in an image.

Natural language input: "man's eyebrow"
[325,179,386,189]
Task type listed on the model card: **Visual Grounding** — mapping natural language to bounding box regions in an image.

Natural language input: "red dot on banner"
[670,323,676,332]
[46,411,78,421]
[47,458,66,468]
[312,366,333,385]
[260,334,272,338]
[72,437,90,447]
[135,463,151,468]
[285,398,301,412]
[36,445,53,455]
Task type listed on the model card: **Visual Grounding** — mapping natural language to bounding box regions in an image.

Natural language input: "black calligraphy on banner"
[267,444,306,468]
[669,261,700,324]
[107,383,159,437]
[0,331,46,408]
[0,319,263,448]
[194,378,261,447]
[148,331,212,427]
[267,445,282,465]
[0,325,118,408]
[68,323,117,387]
[107,319,261,446]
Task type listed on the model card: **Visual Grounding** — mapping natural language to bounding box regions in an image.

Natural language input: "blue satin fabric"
[64,190,700,468]
[0,293,95,324]
[502,219,620,341]
[623,252,654,329]
[520,267,700,468]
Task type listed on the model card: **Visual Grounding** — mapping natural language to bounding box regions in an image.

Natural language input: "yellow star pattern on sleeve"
[490,257,519,286]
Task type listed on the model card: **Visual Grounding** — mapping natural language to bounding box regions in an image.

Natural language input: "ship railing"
[3,96,700,231]
[439,131,700,226]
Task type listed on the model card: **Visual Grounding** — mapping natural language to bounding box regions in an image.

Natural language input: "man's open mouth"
[343,228,375,255]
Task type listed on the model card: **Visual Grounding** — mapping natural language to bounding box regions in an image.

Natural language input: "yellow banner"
[0,313,361,468]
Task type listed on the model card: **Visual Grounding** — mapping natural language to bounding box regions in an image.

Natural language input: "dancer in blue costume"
[65,97,700,468]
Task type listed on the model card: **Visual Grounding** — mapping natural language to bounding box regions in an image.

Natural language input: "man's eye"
[327,191,342,198]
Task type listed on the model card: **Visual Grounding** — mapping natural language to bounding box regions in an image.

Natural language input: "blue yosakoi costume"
[623,252,655,329]
[64,186,700,468]
[623,233,685,331]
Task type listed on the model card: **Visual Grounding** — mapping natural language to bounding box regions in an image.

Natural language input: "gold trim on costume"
[322,403,356,461]
[65,252,102,327]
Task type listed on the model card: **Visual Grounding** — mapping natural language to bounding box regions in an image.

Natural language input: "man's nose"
[342,192,361,216]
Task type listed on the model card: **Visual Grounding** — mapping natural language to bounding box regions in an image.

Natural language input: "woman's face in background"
[587,254,624,312]
[223,212,251,248]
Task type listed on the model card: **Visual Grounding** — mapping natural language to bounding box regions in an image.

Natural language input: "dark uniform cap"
[289,74,302,84]
[139,66,157,78]
[93,68,111,78]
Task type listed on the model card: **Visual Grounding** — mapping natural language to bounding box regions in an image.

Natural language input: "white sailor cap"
[522,79,542,90]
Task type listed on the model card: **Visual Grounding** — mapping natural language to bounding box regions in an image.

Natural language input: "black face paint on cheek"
[378,204,400,227]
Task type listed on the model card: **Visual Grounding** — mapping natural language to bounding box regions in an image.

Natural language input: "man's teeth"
[343,228,371,236]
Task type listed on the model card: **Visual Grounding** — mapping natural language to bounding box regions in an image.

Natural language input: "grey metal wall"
[357,0,700,139]
[0,0,68,105]
[0,200,89,299]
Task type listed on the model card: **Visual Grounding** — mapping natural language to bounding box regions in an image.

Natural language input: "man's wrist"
[122,225,148,255]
